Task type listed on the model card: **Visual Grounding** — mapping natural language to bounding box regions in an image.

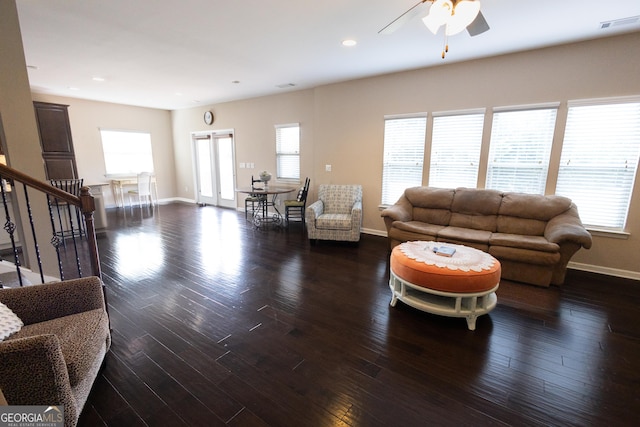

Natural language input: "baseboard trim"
[362,227,386,237]
[568,261,640,281]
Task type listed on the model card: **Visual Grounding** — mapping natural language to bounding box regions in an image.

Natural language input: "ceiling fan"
[379,0,490,58]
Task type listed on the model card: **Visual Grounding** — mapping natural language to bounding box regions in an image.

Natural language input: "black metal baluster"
[46,193,65,281]
[22,184,45,283]
[0,177,22,286]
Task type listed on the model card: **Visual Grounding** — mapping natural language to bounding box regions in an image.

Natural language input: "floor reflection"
[114,231,165,279]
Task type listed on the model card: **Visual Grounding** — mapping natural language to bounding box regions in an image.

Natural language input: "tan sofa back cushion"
[406,187,454,226]
[497,193,572,235]
[449,188,502,231]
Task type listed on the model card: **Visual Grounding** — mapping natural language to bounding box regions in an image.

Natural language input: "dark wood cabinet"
[33,101,78,179]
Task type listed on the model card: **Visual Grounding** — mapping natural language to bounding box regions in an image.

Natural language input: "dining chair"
[128,172,153,208]
[284,177,310,227]
[244,175,263,220]
[48,178,85,246]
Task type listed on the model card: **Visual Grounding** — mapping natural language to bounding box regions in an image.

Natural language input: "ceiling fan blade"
[379,0,430,35]
[466,10,490,36]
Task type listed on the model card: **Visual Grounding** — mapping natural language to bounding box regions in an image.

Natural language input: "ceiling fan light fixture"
[446,0,481,36]
[422,0,453,34]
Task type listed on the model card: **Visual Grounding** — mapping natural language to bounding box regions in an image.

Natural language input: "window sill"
[586,227,630,240]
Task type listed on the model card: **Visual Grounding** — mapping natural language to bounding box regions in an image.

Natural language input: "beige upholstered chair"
[305,184,362,243]
[0,277,111,427]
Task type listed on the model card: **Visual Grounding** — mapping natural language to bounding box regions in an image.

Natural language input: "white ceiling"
[16,0,640,111]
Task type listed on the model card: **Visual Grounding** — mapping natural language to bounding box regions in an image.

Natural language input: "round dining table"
[236,185,296,227]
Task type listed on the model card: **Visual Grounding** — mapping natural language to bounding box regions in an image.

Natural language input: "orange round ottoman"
[389,241,501,330]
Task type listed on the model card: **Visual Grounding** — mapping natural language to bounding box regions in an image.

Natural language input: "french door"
[192,131,236,208]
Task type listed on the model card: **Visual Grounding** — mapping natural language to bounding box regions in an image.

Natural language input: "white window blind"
[381,116,426,205]
[486,107,557,194]
[275,124,300,180]
[100,129,154,175]
[556,100,640,229]
[429,112,484,188]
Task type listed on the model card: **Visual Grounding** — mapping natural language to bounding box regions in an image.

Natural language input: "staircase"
[0,163,101,287]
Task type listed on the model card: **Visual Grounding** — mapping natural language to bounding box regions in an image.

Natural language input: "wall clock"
[204,110,214,125]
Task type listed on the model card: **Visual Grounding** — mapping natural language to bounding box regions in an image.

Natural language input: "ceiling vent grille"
[600,15,639,29]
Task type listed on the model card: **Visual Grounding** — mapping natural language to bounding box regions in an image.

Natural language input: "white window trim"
[493,101,561,112]
[275,123,300,183]
[556,97,640,230]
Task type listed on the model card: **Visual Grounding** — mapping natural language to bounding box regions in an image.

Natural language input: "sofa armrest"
[306,200,324,223]
[351,201,363,228]
[544,204,593,249]
[0,334,75,411]
[381,195,413,223]
[381,194,413,234]
[0,276,106,326]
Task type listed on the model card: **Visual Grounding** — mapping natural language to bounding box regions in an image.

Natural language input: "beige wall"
[171,32,640,279]
[30,94,176,207]
[0,0,60,275]
[171,90,316,202]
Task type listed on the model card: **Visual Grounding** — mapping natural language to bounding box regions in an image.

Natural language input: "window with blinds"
[429,111,484,188]
[556,99,640,230]
[275,123,300,180]
[381,116,427,205]
[486,107,557,194]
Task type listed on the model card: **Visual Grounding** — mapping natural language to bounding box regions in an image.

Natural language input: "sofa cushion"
[316,214,353,230]
[452,188,503,215]
[393,221,445,237]
[448,188,502,231]
[499,192,572,221]
[437,226,492,244]
[412,208,451,226]
[489,246,560,266]
[0,302,23,341]
[405,186,454,209]
[449,212,497,232]
[496,216,547,236]
[10,308,109,387]
[490,233,559,253]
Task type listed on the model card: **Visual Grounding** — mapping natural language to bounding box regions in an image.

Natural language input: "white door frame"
[191,130,236,208]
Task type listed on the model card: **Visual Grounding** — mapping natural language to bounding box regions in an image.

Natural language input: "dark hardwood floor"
[78,203,640,426]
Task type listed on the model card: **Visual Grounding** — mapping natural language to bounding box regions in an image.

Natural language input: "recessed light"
[232,80,240,84]
[27,65,38,70]
[92,77,105,82]
[342,39,357,47]
[276,83,296,88]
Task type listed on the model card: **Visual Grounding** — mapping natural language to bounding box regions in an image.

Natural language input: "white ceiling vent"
[600,15,639,29]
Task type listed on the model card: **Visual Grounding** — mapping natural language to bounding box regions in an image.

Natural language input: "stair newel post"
[80,186,101,279]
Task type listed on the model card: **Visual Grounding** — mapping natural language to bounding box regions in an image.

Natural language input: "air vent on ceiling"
[600,15,639,29]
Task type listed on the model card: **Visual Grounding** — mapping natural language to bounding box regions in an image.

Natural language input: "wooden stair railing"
[0,163,101,286]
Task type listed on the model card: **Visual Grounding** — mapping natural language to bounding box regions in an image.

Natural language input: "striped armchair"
[306,184,363,243]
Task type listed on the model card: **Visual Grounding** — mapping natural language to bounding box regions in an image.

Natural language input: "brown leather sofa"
[381,187,593,287]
